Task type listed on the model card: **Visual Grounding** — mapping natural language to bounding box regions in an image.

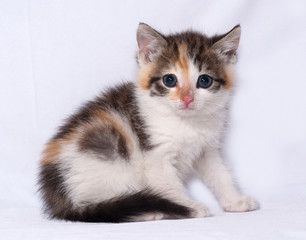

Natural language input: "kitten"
[38,23,259,223]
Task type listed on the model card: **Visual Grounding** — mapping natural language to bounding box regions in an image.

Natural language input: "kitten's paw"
[140,212,165,221]
[191,203,212,218]
[222,196,260,212]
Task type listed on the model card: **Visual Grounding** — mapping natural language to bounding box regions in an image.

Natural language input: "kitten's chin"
[178,103,196,111]
[179,106,195,111]
[175,106,199,117]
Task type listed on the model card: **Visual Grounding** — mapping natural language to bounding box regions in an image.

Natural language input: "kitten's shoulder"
[53,82,137,140]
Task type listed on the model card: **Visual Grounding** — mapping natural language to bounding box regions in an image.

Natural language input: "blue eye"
[162,74,177,88]
[197,75,213,88]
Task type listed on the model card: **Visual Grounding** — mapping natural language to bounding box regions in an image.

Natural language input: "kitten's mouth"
[179,106,195,111]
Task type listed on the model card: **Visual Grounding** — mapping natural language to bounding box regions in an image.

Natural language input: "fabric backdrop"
[0,0,305,239]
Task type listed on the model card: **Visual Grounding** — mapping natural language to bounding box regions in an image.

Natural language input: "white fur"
[59,112,145,206]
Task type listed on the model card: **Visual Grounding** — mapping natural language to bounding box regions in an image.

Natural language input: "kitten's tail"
[56,190,191,223]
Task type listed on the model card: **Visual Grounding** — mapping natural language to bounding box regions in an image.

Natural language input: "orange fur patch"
[224,65,235,89]
[170,44,192,101]
[40,140,62,165]
[177,45,189,73]
[40,133,78,165]
[169,90,180,101]
[138,64,154,91]
[95,111,134,152]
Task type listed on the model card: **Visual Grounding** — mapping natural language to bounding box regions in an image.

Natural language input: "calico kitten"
[38,23,259,223]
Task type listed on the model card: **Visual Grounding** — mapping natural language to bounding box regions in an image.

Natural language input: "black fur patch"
[150,82,169,97]
[38,163,73,220]
[208,78,225,93]
[63,189,191,223]
[79,124,129,160]
[214,78,226,85]
[149,77,162,88]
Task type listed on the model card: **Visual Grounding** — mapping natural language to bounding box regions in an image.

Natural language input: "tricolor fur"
[38,23,259,223]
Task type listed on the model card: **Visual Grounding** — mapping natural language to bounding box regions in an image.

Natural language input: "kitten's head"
[136,23,241,116]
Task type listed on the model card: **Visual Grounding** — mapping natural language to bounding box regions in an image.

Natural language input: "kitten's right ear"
[137,23,167,64]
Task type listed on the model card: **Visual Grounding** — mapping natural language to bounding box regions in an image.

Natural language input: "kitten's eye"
[197,75,213,88]
[162,74,177,88]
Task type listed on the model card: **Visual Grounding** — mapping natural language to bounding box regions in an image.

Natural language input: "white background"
[0,0,306,239]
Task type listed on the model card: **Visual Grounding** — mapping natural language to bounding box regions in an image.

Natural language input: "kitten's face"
[136,24,241,116]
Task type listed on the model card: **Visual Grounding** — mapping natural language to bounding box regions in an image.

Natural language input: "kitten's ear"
[137,23,167,64]
[212,25,241,63]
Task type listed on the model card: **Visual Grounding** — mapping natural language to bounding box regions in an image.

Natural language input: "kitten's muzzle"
[181,96,194,109]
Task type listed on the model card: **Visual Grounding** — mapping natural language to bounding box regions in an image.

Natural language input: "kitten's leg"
[195,149,259,212]
[145,158,211,218]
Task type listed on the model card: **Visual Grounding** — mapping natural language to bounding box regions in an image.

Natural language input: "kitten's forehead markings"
[170,44,192,101]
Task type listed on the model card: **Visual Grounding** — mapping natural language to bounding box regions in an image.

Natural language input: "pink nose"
[182,96,194,108]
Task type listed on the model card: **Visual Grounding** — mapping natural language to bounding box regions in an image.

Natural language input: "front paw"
[190,203,212,218]
[222,196,260,212]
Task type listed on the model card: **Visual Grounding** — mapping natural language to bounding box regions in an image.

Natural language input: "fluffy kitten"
[38,23,259,222]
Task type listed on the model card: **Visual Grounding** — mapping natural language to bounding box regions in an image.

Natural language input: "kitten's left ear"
[212,25,241,63]
[137,23,167,64]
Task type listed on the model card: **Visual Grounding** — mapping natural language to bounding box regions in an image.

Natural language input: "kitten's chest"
[146,114,221,165]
